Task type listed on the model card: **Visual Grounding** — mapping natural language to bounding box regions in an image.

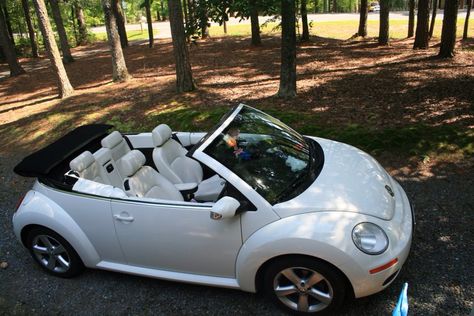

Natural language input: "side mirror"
[210,196,240,220]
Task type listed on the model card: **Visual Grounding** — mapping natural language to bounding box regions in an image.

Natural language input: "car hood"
[273,137,396,220]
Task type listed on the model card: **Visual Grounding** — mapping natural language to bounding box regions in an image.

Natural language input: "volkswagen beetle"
[13,104,413,314]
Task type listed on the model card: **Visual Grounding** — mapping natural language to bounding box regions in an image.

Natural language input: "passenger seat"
[120,150,184,201]
[152,124,225,202]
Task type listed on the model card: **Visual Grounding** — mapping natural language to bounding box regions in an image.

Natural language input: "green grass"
[93,29,159,42]
[106,105,474,159]
[208,17,473,39]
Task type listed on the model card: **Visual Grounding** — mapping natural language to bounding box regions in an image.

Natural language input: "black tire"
[26,227,85,278]
[263,256,346,315]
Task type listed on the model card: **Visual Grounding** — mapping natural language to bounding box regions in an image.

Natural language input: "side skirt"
[96,261,241,289]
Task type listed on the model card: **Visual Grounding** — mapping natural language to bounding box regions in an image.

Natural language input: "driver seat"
[152,124,225,202]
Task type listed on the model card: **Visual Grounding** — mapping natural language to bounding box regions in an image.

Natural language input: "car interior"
[66,125,226,203]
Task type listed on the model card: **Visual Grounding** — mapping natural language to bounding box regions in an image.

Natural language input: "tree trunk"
[112,0,128,48]
[332,0,337,12]
[199,6,208,39]
[278,0,296,98]
[463,0,472,39]
[301,0,309,41]
[168,0,196,92]
[429,0,438,37]
[102,0,130,81]
[145,0,154,47]
[75,3,88,45]
[414,0,430,48]
[314,0,318,12]
[49,0,74,63]
[21,0,39,57]
[156,8,161,21]
[32,0,74,97]
[250,0,261,45]
[160,0,165,20]
[0,3,14,46]
[408,0,415,37]
[183,0,189,30]
[0,8,25,76]
[378,0,390,45]
[439,0,458,57]
[358,0,368,37]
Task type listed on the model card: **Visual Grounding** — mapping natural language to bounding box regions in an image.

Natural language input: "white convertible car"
[13,104,413,314]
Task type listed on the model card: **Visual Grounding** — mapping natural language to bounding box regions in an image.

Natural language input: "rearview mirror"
[210,196,240,220]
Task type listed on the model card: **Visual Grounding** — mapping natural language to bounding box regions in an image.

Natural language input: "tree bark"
[301,0,309,41]
[75,3,88,46]
[278,0,296,98]
[22,0,39,57]
[378,0,390,45]
[463,0,472,39]
[112,0,128,48]
[249,0,261,45]
[32,0,74,97]
[199,5,208,38]
[168,0,196,92]
[408,0,415,37]
[145,0,154,47]
[439,0,458,57]
[414,0,430,48]
[49,0,74,63]
[358,0,368,37]
[102,0,130,82]
[0,3,14,46]
[332,0,337,12]
[429,0,438,37]
[0,7,25,76]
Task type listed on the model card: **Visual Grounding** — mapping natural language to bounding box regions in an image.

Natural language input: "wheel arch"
[13,190,101,267]
[254,254,355,299]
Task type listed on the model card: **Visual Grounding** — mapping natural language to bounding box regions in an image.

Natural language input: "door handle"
[114,214,135,222]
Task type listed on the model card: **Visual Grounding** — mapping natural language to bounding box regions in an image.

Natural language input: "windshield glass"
[204,106,311,204]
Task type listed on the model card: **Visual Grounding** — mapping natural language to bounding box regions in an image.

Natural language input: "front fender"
[236,211,365,293]
[13,190,101,267]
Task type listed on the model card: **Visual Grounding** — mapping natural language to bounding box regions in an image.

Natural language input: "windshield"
[204,106,311,204]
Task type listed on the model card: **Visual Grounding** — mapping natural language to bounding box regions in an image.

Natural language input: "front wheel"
[26,227,84,278]
[264,257,346,315]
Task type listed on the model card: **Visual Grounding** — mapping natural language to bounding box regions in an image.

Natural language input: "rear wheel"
[26,227,84,278]
[264,257,346,315]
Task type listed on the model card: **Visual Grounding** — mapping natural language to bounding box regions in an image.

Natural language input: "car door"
[110,198,242,278]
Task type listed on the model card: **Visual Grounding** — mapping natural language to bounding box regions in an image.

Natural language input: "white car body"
[12,104,413,308]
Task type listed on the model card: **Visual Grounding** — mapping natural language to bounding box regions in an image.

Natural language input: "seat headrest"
[70,151,95,172]
[101,131,124,149]
[119,150,146,177]
[152,124,172,147]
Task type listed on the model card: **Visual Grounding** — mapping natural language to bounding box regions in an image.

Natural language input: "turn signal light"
[369,258,398,274]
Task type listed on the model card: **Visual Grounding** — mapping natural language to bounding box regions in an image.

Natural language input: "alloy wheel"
[273,266,334,313]
[31,234,71,273]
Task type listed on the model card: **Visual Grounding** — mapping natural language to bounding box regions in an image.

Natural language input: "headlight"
[352,222,388,255]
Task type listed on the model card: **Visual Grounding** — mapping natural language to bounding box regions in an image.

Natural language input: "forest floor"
[0,35,473,315]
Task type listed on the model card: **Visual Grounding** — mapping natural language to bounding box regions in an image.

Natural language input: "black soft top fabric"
[14,124,113,177]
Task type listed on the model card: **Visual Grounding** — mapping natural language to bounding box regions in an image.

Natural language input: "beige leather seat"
[70,151,109,184]
[120,150,184,201]
[151,124,225,202]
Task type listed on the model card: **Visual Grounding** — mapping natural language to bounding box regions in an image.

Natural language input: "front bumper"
[339,180,414,298]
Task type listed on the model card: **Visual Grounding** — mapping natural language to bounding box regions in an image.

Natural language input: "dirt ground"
[0,35,473,315]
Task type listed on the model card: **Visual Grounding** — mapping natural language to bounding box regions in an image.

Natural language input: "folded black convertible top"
[14,124,113,177]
